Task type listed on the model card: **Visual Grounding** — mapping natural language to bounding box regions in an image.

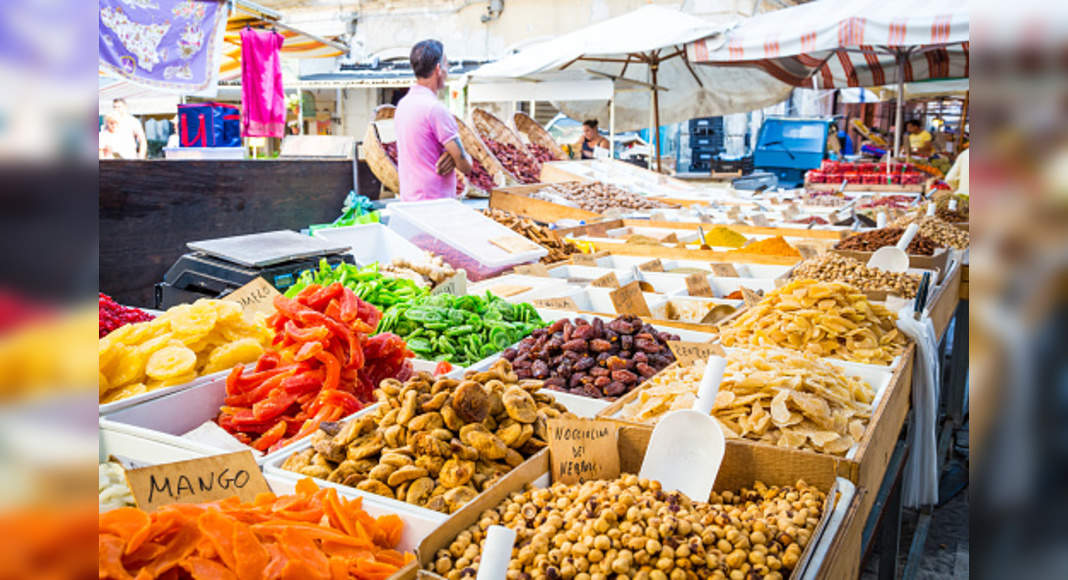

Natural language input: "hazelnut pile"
[531,181,671,213]
[428,474,825,580]
[791,253,920,298]
[281,359,575,514]
[890,215,969,249]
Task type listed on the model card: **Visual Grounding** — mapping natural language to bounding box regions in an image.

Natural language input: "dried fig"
[443,486,479,511]
[452,380,489,423]
[356,479,394,499]
[439,458,475,488]
[411,431,450,457]
[502,385,538,423]
[397,389,419,426]
[440,403,464,431]
[386,465,428,487]
[380,453,413,468]
[415,455,445,477]
[347,436,385,461]
[425,495,447,513]
[466,430,509,460]
[368,463,396,482]
[406,477,435,505]
[504,448,524,467]
[407,412,444,432]
[421,390,450,411]
[496,419,524,447]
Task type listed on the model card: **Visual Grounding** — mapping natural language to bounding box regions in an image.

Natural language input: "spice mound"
[702,226,748,248]
[728,236,800,257]
[620,347,874,456]
[281,359,575,514]
[502,315,680,400]
[99,478,414,579]
[719,279,907,365]
[834,227,937,255]
[427,474,825,580]
[791,252,919,298]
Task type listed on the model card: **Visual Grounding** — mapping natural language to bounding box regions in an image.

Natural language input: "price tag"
[431,270,468,296]
[532,296,580,310]
[638,259,664,272]
[570,251,607,266]
[590,272,621,288]
[667,340,726,366]
[711,263,739,277]
[751,214,770,227]
[514,263,550,277]
[490,236,542,254]
[124,451,271,512]
[610,281,652,317]
[660,232,679,244]
[796,243,821,259]
[547,418,620,485]
[685,273,715,297]
[224,277,281,319]
[727,206,741,220]
[784,203,802,220]
[740,287,763,307]
[948,199,958,211]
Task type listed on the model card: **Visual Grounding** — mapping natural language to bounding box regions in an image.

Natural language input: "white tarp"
[470,5,795,132]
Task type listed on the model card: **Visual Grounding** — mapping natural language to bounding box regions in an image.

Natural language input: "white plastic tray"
[545,265,634,287]
[100,369,229,416]
[311,223,426,267]
[467,274,573,304]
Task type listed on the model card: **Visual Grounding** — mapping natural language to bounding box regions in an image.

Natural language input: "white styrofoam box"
[630,272,691,295]
[649,296,744,324]
[100,369,228,416]
[549,390,611,417]
[600,226,700,244]
[545,265,634,287]
[99,375,381,465]
[387,200,547,281]
[311,223,425,267]
[467,274,573,304]
[262,471,443,552]
[534,286,667,316]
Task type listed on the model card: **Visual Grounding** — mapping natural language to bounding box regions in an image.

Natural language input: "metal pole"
[651,61,662,173]
[893,50,905,158]
[609,94,616,159]
[297,89,304,135]
[956,90,969,153]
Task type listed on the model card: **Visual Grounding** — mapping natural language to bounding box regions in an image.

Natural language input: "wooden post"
[956,90,969,153]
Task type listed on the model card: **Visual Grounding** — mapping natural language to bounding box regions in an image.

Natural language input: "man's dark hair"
[410,40,445,79]
[906,119,922,129]
[582,119,599,129]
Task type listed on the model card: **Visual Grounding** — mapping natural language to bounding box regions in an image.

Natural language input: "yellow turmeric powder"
[702,226,748,248]
[728,235,801,257]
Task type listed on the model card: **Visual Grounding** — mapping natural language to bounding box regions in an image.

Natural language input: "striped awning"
[687,0,968,89]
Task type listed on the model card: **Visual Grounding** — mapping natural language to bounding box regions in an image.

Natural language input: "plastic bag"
[896,307,940,508]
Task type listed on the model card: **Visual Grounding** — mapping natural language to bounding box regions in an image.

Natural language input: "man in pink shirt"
[395,40,472,201]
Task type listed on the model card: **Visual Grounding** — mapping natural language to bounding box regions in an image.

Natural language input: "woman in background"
[573,119,609,159]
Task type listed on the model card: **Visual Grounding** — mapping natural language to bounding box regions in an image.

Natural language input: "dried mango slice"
[146,345,197,380]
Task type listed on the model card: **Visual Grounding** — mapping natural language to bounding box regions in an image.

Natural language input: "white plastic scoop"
[639,355,727,502]
[926,201,937,216]
[876,211,887,228]
[867,222,919,273]
[476,525,517,580]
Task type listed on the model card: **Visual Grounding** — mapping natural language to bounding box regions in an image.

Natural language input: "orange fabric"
[98,479,410,579]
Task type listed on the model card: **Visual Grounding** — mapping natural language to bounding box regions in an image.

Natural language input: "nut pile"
[501,316,679,400]
[720,280,907,365]
[486,139,541,184]
[428,474,825,580]
[380,252,457,288]
[531,181,671,213]
[483,208,581,263]
[890,215,969,249]
[281,359,575,514]
[834,227,937,256]
[620,347,874,456]
[791,253,920,298]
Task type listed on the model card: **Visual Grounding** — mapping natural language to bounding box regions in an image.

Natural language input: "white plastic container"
[100,369,228,416]
[387,200,547,281]
[545,265,634,287]
[466,274,573,304]
[312,223,426,266]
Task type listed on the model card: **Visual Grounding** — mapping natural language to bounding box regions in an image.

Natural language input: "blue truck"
[752,117,836,188]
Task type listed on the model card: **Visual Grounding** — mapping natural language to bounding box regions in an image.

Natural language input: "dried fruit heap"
[485,139,541,184]
[98,293,154,338]
[99,478,414,579]
[218,283,413,452]
[282,359,575,514]
[526,143,557,163]
[502,316,679,400]
[467,158,498,193]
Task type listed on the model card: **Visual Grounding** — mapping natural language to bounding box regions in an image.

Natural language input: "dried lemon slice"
[145,345,197,380]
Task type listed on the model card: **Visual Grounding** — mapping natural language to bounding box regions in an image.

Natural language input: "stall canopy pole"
[956,90,969,153]
[892,48,907,158]
[610,95,616,159]
[651,58,662,172]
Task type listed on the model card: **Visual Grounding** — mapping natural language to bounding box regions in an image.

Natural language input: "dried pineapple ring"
[214,300,243,323]
[202,338,265,375]
[109,350,148,388]
[169,301,218,339]
[101,382,148,404]
[145,345,197,380]
[147,371,197,389]
[99,372,112,397]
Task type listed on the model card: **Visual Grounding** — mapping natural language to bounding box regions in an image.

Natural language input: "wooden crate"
[568,239,804,266]
[960,264,969,300]
[489,185,600,222]
[416,425,850,580]
[558,218,848,241]
[927,261,962,340]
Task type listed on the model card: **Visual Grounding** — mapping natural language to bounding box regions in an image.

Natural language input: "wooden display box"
[596,343,914,562]
[415,425,856,580]
[566,240,803,267]
[830,248,950,283]
[927,261,962,340]
[558,218,848,242]
[804,180,925,194]
[489,185,601,222]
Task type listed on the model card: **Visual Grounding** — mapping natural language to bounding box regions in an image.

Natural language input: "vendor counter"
[100,159,359,307]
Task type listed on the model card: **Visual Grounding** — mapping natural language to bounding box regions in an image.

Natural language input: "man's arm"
[133,121,147,159]
[438,136,472,175]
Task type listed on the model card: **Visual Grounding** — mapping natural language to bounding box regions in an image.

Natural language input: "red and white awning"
[687,0,968,89]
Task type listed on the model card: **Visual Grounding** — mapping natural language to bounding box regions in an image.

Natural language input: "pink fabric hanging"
[240,28,285,138]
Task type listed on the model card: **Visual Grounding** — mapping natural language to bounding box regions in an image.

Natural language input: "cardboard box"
[415,425,851,580]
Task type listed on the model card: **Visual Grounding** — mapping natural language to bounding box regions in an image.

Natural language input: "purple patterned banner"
[99,0,229,94]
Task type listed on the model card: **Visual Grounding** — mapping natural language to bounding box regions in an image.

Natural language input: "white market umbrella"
[471,5,795,171]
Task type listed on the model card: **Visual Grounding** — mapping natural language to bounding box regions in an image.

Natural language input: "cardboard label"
[740,287,763,307]
[431,270,468,296]
[660,232,679,244]
[547,418,620,485]
[667,340,726,366]
[532,296,579,310]
[685,273,715,297]
[570,251,607,266]
[590,272,621,289]
[609,281,652,317]
[224,277,281,319]
[784,203,802,220]
[796,243,820,259]
[490,236,542,254]
[514,263,550,277]
[711,263,739,277]
[124,451,270,512]
[638,259,664,272]
[751,214,770,227]
[727,207,741,220]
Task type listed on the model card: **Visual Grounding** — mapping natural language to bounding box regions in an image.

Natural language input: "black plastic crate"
[688,161,712,172]
[712,156,754,173]
[688,117,723,132]
[690,134,724,148]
